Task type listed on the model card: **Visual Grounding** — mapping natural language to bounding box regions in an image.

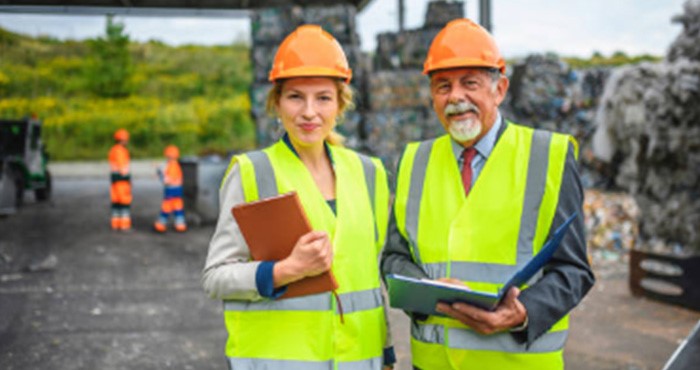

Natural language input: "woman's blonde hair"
[265,79,355,146]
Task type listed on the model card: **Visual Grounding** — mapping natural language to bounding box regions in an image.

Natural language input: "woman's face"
[276,77,339,149]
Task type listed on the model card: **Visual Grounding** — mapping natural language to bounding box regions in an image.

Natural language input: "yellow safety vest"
[394,123,576,370]
[223,140,390,370]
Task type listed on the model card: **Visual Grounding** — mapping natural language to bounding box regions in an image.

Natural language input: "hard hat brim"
[423,57,506,75]
[269,66,352,84]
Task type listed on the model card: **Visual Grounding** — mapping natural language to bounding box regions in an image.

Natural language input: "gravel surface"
[1,166,698,369]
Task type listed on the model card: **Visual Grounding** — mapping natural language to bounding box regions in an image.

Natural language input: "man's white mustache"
[445,102,480,116]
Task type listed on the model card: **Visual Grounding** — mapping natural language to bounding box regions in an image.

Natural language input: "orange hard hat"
[268,25,352,83]
[423,18,506,75]
[164,145,179,159]
[114,129,129,141]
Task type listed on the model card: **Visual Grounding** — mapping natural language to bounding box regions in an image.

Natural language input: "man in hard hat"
[154,145,187,233]
[381,19,594,370]
[108,129,132,231]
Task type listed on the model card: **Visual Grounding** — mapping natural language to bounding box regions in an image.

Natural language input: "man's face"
[430,68,508,146]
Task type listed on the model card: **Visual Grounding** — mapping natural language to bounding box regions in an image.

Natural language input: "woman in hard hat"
[153,145,187,233]
[108,128,132,231]
[202,25,395,369]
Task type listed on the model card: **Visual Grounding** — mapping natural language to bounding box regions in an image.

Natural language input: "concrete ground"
[0,162,698,369]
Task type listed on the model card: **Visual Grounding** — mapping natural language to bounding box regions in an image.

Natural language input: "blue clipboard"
[386,213,578,315]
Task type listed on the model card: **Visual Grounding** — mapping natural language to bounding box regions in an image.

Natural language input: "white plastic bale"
[668,0,700,62]
[591,0,700,250]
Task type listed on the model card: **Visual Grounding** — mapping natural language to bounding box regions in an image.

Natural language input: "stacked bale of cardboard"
[365,1,464,169]
[592,0,700,253]
[250,4,364,148]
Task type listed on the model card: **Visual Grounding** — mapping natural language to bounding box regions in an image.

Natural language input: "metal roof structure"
[0,0,371,17]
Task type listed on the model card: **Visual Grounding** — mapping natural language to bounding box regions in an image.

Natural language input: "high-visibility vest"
[223,140,390,370]
[394,123,576,370]
[163,160,183,187]
[108,144,131,204]
[108,144,130,178]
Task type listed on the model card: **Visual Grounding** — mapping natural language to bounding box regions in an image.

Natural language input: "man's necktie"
[461,147,477,195]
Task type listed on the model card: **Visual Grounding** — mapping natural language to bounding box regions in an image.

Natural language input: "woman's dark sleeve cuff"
[383,346,396,366]
[255,261,287,299]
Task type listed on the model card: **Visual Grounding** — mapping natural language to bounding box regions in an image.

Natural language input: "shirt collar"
[451,111,503,161]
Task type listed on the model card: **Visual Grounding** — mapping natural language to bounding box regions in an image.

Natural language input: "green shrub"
[0,23,254,160]
[0,95,254,160]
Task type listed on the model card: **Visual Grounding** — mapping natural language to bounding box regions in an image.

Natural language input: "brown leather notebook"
[231,191,338,299]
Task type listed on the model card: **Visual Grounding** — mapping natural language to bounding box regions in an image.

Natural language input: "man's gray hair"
[485,68,501,92]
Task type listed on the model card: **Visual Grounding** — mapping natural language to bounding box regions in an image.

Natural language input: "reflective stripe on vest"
[225,287,383,314]
[411,323,567,353]
[245,150,277,198]
[228,356,383,370]
[404,139,434,265]
[357,153,379,243]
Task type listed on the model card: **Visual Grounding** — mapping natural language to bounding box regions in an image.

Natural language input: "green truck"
[0,118,52,214]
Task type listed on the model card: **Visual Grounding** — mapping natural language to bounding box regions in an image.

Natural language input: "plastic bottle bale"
[254,115,284,148]
[252,45,279,83]
[375,32,400,70]
[304,5,358,44]
[579,68,612,107]
[368,70,430,110]
[251,6,304,45]
[363,111,401,167]
[249,83,274,119]
[504,54,611,187]
[424,0,465,29]
[399,28,441,69]
[336,110,362,150]
[396,108,429,143]
[506,54,574,130]
[339,42,367,110]
[363,108,431,169]
[668,0,700,62]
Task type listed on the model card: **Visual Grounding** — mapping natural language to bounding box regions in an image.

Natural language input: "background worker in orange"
[108,129,132,231]
[154,145,187,232]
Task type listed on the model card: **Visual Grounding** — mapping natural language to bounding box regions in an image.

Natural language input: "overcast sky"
[0,0,689,58]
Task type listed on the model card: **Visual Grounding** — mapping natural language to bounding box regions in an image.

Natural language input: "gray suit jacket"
[380,121,595,345]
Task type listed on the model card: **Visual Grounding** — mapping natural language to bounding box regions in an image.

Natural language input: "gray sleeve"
[380,204,429,280]
[201,163,263,301]
[380,203,429,322]
[514,143,596,344]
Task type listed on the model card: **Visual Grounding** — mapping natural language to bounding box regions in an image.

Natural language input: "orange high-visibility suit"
[154,146,186,232]
[108,142,132,230]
